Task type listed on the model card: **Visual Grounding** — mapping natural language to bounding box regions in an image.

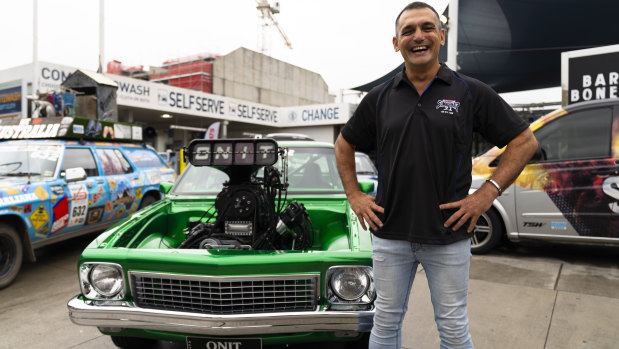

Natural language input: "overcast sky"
[0,0,560,104]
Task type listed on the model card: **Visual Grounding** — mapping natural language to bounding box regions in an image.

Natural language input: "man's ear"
[393,36,399,52]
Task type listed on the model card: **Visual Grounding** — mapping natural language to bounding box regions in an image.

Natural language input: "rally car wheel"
[138,194,158,210]
[0,223,23,289]
[110,335,156,348]
[471,209,503,254]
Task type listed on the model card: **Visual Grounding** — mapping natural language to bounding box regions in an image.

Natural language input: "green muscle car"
[67,138,375,348]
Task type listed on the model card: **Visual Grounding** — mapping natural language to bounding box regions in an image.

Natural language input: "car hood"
[0,176,49,188]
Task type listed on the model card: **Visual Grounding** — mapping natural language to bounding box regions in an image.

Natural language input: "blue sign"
[0,86,22,115]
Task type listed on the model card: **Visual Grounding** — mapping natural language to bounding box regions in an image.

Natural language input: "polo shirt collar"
[394,63,454,88]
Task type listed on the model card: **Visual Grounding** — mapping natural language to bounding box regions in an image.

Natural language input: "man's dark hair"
[395,2,442,37]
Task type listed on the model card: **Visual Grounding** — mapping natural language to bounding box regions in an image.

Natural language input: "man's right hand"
[334,133,384,231]
[348,191,384,231]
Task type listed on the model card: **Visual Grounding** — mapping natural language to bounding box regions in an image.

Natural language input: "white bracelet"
[486,178,502,196]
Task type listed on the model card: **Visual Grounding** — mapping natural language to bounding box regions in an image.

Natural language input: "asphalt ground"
[1,234,618,349]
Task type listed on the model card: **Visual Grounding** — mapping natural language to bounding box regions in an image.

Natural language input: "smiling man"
[335,2,538,348]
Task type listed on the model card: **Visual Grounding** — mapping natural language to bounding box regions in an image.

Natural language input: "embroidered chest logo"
[436,99,460,115]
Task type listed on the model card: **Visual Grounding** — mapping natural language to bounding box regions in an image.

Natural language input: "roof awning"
[352,0,619,93]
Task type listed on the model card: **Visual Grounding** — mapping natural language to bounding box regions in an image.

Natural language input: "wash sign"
[110,74,349,127]
[36,62,350,127]
[562,45,619,106]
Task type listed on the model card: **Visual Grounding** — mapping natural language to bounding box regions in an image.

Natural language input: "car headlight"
[326,266,375,304]
[79,263,126,300]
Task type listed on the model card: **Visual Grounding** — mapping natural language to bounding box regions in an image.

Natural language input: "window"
[124,148,166,168]
[62,148,98,177]
[355,153,378,175]
[172,165,228,194]
[284,148,343,190]
[96,148,134,175]
[534,108,612,162]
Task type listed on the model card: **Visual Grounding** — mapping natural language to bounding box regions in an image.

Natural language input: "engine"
[178,138,313,251]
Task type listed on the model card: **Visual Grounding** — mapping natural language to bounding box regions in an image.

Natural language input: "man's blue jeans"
[369,236,474,349]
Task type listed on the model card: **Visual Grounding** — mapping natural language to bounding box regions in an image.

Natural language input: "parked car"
[0,117,175,289]
[67,138,375,348]
[470,98,619,253]
[355,151,378,196]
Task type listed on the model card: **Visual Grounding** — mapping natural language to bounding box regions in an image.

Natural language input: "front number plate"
[186,336,262,349]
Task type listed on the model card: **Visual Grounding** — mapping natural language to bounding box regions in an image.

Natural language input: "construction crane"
[256,0,292,52]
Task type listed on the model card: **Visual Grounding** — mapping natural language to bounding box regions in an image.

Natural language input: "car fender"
[141,188,161,201]
[0,214,36,263]
[468,186,516,241]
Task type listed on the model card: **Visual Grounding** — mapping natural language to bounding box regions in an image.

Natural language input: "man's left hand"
[439,186,496,232]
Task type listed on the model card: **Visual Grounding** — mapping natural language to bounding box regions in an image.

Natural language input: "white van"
[470,98,618,253]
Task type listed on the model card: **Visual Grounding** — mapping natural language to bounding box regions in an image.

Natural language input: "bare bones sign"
[567,50,619,105]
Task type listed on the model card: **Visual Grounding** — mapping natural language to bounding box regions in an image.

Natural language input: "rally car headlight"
[79,263,126,300]
[326,266,375,304]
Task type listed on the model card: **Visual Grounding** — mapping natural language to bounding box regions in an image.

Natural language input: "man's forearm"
[334,134,361,196]
[488,128,538,191]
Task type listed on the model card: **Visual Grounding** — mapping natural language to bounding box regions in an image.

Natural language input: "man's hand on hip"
[439,185,496,233]
[348,191,384,231]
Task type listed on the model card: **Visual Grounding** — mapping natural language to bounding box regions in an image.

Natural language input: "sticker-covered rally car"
[0,116,175,288]
[470,98,619,253]
[67,138,375,348]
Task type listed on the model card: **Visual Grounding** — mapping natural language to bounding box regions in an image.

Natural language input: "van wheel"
[110,335,156,348]
[471,210,503,254]
[138,194,158,210]
[0,223,23,289]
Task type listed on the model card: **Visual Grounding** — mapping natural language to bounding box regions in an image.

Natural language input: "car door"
[514,105,618,239]
[52,146,109,236]
[95,147,139,220]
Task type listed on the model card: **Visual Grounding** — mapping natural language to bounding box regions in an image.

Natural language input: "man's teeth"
[412,46,428,52]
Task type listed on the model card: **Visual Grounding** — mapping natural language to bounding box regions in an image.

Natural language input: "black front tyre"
[111,335,156,348]
[138,194,158,210]
[0,223,23,289]
[471,209,503,254]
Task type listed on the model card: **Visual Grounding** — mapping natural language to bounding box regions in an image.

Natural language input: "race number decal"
[68,184,89,227]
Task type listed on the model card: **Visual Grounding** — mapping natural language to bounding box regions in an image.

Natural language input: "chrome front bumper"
[67,296,374,336]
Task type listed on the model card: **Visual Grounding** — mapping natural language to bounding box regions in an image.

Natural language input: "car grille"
[130,272,319,315]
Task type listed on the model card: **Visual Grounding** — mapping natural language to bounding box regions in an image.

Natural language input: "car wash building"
[0,47,351,149]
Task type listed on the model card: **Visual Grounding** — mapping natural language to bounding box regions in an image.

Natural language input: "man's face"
[393,8,445,70]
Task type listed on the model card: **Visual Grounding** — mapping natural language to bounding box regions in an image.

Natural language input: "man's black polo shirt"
[341,64,528,244]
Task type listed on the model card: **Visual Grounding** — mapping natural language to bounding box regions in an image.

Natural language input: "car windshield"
[171,146,344,194]
[355,153,377,175]
[0,143,61,177]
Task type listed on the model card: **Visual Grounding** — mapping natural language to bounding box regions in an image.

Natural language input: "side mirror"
[64,167,87,182]
[159,182,174,195]
[359,181,375,194]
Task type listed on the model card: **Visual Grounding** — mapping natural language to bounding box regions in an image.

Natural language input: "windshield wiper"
[1,172,42,177]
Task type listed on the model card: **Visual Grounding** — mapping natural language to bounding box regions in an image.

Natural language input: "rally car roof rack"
[0,116,144,143]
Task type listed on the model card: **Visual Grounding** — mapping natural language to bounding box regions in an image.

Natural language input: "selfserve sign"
[562,45,619,106]
[113,74,280,127]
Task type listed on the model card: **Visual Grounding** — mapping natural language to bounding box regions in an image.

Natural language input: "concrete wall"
[213,47,332,107]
